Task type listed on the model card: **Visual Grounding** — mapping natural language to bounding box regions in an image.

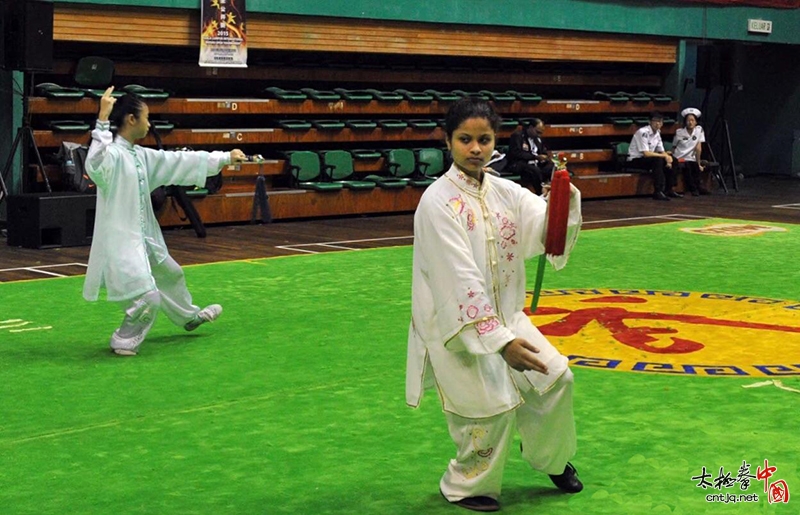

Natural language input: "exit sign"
[748,19,772,34]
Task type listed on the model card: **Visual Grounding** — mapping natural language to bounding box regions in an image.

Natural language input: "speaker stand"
[0,71,52,211]
[708,85,739,192]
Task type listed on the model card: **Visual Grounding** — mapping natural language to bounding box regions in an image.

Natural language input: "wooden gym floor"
[1,175,798,283]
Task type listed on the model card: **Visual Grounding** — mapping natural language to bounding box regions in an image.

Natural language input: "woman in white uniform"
[406,97,583,512]
[84,87,246,356]
[672,107,710,196]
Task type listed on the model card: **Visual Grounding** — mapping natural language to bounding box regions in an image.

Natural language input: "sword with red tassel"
[530,153,571,313]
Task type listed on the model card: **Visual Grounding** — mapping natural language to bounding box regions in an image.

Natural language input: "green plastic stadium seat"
[663,118,677,125]
[185,188,209,198]
[637,91,672,103]
[311,120,346,130]
[620,91,650,103]
[363,175,407,189]
[123,84,170,100]
[345,120,378,130]
[633,117,650,125]
[278,120,313,130]
[151,120,175,132]
[35,83,85,99]
[364,89,403,102]
[594,91,629,103]
[300,88,341,101]
[350,149,383,160]
[394,89,434,102]
[452,90,489,100]
[262,87,307,101]
[608,117,634,126]
[415,148,445,182]
[320,150,376,190]
[286,151,344,192]
[500,119,520,129]
[386,148,417,183]
[480,90,516,102]
[507,90,542,102]
[49,120,91,132]
[377,119,409,130]
[333,88,374,102]
[612,142,650,174]
[423,89,462,102]
[407,119,438,129]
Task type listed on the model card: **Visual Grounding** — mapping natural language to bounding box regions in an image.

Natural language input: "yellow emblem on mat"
[680,223,788,236]
[526,289,800,377]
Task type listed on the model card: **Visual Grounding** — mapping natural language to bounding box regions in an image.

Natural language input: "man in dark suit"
[506,119,554,195]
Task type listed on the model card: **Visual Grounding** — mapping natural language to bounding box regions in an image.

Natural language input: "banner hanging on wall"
[199,0,248,68]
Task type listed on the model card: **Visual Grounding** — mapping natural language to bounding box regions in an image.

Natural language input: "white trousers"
[439,368,576,502]
[110,254,200,353]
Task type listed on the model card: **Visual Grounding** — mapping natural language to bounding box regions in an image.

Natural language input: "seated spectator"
[672,107,710,196]
[484,149,508,176]
[628,112,680,201]
[507,119,554,195]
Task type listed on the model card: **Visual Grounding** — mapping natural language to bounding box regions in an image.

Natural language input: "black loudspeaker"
[0,5,5,69]
[696,45,721,89]
[4,0,54,72]
[696,43,745,90]
[6,193,96,248]
[719,43,745,87]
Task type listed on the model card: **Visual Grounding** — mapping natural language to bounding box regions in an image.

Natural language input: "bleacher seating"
[18,3,692,225]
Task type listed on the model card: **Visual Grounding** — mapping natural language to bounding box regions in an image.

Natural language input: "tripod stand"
[0,72,51,210]
[704,84,740,192]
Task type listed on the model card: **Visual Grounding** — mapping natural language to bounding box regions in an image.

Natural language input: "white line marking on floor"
[772,203,800,210]
[0,262,88,272]
[275,245,319,254]
[1,321,29,329]
[23,268,66,277]
[316,244,359,251]
[10,326,52,333]
[583,214,709,225]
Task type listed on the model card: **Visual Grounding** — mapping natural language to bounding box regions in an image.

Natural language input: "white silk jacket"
[406,165,581,418]
[83,121,230,302]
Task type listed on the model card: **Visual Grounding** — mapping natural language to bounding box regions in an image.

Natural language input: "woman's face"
[128,104,151,141]
[447,117,496,180]
[685,114,697,130]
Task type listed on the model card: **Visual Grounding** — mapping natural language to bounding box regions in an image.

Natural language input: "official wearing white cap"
[672,108,710,195]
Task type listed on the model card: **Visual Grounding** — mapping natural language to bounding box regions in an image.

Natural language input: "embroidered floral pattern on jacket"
[448,194,466,216]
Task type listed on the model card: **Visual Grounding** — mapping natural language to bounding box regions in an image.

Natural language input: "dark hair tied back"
[444,97,501,139]
[109,92,146,133]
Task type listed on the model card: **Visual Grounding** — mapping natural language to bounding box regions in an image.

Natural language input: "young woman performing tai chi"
[83,86,246,356]
[406,97,584,512]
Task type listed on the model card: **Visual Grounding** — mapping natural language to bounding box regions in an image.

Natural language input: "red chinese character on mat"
[756,459,777,493]
[769,480,790,504]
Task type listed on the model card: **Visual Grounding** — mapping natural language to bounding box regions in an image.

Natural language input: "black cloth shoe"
[698,187,711,195]
[690,190,700,197]
[441,490,500,512]
[653,191,670,201]
[549,462,584,493]
[666,190,683,198]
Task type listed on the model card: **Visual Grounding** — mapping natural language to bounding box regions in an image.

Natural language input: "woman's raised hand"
[98,86,116,122]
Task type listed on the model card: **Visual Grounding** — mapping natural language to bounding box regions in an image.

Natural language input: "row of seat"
[43,117,524,133]
[263,88,543,103]
[36,83,169,100]
[594,91,673,103]
[607,116,676,126]
[285,148,447,191]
